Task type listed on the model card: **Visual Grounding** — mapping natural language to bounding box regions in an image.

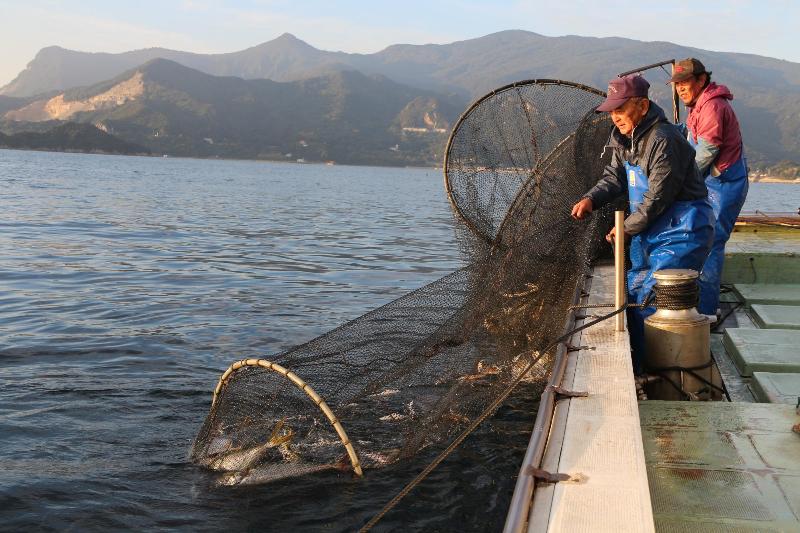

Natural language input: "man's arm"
[624,136,684,235]
[583,149,626,208]
[692,101,726,176]
[695,139,720,177]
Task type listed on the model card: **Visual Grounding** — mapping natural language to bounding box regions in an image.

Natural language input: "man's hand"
[571,198,593,220]
[605,226,629,244]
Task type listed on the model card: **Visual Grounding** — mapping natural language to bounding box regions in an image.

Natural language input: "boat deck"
[644,226,800,531]
[514,222,800,532]
[715,227,800,406]
[641,401,800,531]
[524,264,655,532]
[723,328,800,376]
[721,226,799,284]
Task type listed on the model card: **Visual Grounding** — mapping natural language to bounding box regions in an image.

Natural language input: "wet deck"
[644,225,800,530]
[641,401,800,531]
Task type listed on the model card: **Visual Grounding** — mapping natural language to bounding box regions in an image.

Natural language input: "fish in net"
[190,79,613,488]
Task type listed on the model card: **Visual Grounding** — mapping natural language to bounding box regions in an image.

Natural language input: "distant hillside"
[0,122,150,154]
[2,59,463,165]
[3,30,800,165]
[0,95,43,115]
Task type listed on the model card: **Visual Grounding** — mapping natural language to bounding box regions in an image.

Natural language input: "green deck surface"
[640,401,800,532]
[726,228,799,255]
[732,284,800,307]
[722,254,800,285]
[751,304,800,330]
[723,328,800,376]
[722,230,799,285]
[641,229,800,530]
[751,372,800,405]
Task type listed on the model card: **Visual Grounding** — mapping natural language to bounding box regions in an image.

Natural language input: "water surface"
[0,150,534,531]
[0,149,796,531]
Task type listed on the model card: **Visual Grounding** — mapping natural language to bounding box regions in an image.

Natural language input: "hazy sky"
[1,0,798,87]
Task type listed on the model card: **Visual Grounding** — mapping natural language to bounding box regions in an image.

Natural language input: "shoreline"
[751,176,800,184]
[0,146,797,178]
[0,146,440,170]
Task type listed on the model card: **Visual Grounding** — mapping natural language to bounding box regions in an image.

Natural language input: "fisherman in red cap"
[670,58,748,321]
[571,74,714,369]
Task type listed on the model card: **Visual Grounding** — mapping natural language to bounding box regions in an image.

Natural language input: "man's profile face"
[609,97,649,137]
[675,75,706,106]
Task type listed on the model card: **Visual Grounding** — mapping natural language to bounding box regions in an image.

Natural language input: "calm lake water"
[0,149,797,531]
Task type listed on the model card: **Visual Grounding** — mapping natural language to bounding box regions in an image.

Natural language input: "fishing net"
[190,80,613,488]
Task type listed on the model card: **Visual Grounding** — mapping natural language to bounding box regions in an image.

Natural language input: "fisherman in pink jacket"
[670,58,748,320]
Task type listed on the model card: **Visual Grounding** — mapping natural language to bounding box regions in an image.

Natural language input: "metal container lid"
[652,269,699,284]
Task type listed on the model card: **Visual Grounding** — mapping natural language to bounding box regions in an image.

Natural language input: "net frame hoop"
[443,79,607,244]
[212,358,364,477]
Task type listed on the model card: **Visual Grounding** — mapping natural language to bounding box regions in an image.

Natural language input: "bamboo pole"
[615,210,626,332]
[212,358,363,476]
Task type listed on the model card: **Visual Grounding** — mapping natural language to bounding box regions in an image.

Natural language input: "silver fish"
[361,448,401,466]
[202,419,293,472]
[367,388,400,398]
[205,436,234,456]
[217,463,339,486]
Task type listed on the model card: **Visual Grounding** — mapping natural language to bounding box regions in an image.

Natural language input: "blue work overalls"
[625,161,715,372]
[692,144,749,316]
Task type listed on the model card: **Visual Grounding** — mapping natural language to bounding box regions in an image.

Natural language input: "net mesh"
[190,80,613,486]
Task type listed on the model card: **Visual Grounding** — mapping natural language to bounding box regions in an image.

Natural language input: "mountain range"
[2,31,799,167]
[2,58,461,165]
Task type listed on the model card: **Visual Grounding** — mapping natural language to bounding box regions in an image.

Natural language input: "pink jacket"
[686,82,743,172]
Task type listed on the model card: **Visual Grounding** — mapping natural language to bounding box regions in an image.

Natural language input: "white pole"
[615,210,626,332]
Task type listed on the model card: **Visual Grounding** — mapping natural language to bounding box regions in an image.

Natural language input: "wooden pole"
[615,210,626,332]
[671,60,680,124]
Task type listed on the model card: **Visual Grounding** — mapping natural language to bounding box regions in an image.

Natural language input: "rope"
[569,303,614,309]
[653,282,698,310]
[654,371,692,400]
[650,364,728,400]
[712,284,743,333]
[359,303,626,531]
[647,359,727,396]
[569,290,654,311]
